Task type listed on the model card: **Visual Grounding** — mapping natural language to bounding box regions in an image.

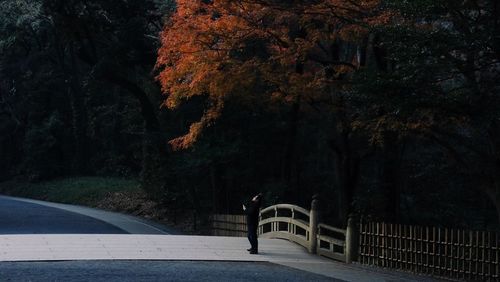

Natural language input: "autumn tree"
[157,0,391,223]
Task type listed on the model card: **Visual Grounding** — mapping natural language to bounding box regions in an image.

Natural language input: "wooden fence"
[209,214,247,237]
[359,222,500,281]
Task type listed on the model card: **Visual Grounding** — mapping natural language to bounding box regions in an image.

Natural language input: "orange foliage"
[156,0,384,149]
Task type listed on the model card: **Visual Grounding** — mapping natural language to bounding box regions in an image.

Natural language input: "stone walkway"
[0,234,443,282]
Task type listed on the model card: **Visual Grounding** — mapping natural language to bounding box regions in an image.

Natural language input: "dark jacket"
[246,200,260,229]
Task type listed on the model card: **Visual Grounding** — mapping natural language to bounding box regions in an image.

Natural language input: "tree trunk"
[68,43,89,174]
[330,130,360,226]
[282,95,301,202]
[380,133,405,221]
[336,155,360,226]
[102,74,165,195]
[496,197,500,226]
[210,164,219,214]
[103,75,160,132]
[140,132,168,195]
[494,1,500,60]
[68,85,89,174]
[483,181,500,224]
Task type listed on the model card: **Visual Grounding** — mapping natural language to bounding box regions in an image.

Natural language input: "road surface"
[0,261,337,282]
[0,195,173,234]
[0,196,126,234]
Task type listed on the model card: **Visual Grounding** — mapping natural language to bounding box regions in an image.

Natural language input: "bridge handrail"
[259,204,310,218]
[318,223,346,235]
[257,201,350,263]
[316,222,347,261]
[259,217,310,231]
[258,204,312,250]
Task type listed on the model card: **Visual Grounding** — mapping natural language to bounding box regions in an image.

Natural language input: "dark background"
[0,0,498,230]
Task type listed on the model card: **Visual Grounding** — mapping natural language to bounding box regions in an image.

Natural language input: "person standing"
[243,193,262,254]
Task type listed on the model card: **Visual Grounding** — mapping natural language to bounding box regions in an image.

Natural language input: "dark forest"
[1,0,499,231]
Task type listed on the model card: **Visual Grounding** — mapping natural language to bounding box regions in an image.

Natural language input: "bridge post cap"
[347,213,359,218]
[347,214,359,224]
[311,194,320,210]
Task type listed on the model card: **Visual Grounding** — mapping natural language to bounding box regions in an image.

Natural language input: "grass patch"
[0,177,141,207]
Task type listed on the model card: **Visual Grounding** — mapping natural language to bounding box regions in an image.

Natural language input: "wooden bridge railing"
[317,222,347,261]
[257,200,356,262]
[210,196,354,263]
[258,204,312,251]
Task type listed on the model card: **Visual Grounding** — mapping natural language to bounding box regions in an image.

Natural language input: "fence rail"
[359,222,500,281]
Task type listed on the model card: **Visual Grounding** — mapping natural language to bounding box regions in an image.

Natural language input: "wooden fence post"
[309,194,320,254]
[346,214,359,264]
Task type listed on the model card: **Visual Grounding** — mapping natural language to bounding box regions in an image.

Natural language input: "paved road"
[0,261,338,282]
[0,195,174,234]
[0,196,126,234]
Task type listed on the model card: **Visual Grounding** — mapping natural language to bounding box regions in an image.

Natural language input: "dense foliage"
[1,0,499,229]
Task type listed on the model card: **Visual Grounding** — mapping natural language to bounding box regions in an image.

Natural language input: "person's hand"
[252,193,262,201]
[242,204,246,211]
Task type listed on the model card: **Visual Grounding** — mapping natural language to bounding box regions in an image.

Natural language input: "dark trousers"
[247,226,258,251]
